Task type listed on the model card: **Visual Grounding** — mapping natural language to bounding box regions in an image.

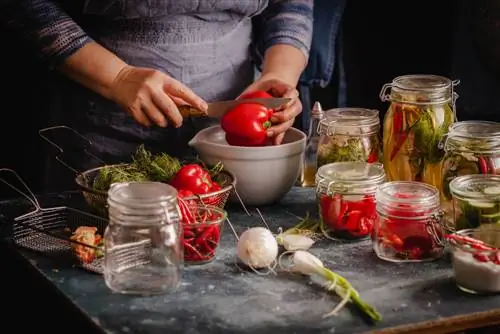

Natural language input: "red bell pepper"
[221,90,274,147]
[170,164,213,194]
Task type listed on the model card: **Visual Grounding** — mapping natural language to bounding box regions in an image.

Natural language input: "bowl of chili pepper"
[188,125,306,206]
[178,200,227,265]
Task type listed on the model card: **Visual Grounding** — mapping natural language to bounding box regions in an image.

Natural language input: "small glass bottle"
[315,161,385,239]
[380,75,459,192]
[441,121,500,228]
[316,108,381,168]
[449,174,500,231]
[104,182,183,295]
[298,101,324,187]
[374,181,445,262]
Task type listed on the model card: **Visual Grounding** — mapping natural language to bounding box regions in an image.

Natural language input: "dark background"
[0,0,455,200]
[1,1,500,332]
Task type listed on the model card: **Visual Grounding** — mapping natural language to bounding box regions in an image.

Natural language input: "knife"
[178,97,291,119]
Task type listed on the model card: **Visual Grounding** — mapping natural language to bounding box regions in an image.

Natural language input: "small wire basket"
[0,168,107,274]
[39,126,238,217]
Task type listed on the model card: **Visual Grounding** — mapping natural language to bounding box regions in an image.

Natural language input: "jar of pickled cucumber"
[315,161,385,239]
[316,108,381,168]
[379,75,459,192]
[441,121,500,227]
[449,175,500,231]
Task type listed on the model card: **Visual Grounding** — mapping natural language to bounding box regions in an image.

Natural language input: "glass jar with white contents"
[104,182,183,295]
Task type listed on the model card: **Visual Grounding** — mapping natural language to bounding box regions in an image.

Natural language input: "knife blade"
[178,97,291,119]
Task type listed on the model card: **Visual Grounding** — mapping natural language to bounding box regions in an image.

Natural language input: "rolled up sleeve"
[1,0,93,69]
[252,0,314,66]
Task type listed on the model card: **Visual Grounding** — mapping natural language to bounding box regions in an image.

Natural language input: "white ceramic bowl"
[188,126,306,206]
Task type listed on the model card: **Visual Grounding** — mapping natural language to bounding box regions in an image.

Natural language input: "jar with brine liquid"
[441,121,500,227]
[380,75,459,193]
[316,108,381,168]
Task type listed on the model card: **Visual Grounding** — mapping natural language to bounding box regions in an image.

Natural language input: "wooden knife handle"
[178,105,207,119]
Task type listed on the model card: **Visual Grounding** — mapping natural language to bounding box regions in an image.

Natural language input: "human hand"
[110,65,207,128]
[240,75,301,145]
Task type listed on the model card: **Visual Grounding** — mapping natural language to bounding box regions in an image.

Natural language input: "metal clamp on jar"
[316,108,381,168]
[380,74,459,192]
[316,162,385,240]
[104,182,183,295]
[374,181,445,263]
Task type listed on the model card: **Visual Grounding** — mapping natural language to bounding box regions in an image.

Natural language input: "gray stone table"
[1,187,500,334]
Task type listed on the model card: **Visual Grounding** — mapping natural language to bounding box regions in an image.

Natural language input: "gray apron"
[45,0,267,190]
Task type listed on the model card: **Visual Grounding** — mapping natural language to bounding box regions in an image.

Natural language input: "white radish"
[281,234,315,251]
[237,227,278,269]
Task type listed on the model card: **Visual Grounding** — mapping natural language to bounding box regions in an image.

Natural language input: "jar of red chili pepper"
[380,75,459,192]
[373,181,445,262]
[316,108,381,168]
[178,201,227,265]
[104,182,183,295]
[441,121,500,228]
[316,161,385,239]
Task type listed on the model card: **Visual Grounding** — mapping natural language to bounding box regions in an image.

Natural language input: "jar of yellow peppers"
[379,75,459,193]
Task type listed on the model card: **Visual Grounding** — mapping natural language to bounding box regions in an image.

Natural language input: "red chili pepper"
[221,90,274,147]
[367,150,379,163]
[389,107,420,161]
[478,156,488,174]
[170,164,213,194]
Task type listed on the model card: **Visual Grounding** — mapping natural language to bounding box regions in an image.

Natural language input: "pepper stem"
[263,121,272,129]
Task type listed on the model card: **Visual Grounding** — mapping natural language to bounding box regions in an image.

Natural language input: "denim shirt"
[298,0,347,131]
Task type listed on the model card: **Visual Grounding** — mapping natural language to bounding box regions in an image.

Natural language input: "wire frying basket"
[0,168,107,274]
[39,126,242,218]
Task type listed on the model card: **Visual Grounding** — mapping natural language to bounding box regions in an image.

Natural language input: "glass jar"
[104,181,183,295]
[315,161,385,239]
[316,108,381,168]
[374,181,445,262]
[441,121,500,227]
[449,175,500,231]
[380,75,458,192]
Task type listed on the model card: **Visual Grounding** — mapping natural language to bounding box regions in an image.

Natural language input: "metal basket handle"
[39,125,106,174]
[0,168,42,217]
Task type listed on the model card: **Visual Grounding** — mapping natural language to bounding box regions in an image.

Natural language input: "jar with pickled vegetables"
[449,175,500,231]
[316,161,385,239]
[374,181,445,262]
[316,108,381,168]
[380,75,458,192]
[441,121,500,226]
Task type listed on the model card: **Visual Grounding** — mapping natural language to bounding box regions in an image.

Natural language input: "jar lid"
[380,74,457,104]
[317,108,379,136]
[108,181,178,209]
[444,121,500,153]
[315,162,385,195]
[448,121,500,139]
[449,174,500,201]
[375,181,440,215]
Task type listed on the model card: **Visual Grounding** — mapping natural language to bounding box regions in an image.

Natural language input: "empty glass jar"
[104,182,183,295]
[373,181,445,262]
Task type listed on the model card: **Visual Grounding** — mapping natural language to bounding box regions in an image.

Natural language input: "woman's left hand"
[240,75,302,145]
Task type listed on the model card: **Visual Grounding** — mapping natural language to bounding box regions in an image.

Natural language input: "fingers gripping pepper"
[221,90,274,147]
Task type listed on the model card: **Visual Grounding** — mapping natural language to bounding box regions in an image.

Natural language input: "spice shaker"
[316,161,385,239]
[374,181,445,262]
[380,75,459,192]
[104,181,183,295]
[316,108,381,168]
[298,101,324,187]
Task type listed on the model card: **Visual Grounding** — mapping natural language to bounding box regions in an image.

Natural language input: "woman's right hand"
[110,65,207,128]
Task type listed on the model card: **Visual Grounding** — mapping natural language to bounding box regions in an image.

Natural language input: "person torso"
[51,0,268,164]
